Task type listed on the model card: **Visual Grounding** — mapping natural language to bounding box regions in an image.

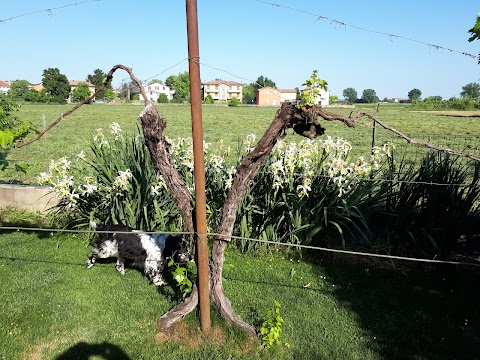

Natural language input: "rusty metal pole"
[185,0,211,336]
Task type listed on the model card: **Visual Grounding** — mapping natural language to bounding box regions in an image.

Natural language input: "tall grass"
[369,151,480,258]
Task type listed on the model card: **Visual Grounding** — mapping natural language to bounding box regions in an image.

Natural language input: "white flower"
[243,133,256,152]
[209,154,224,173]
[79,183,98,196]
[37,172,51,185]
[77,150,86,160]
[113,169,133,192]
[110,122,122,135]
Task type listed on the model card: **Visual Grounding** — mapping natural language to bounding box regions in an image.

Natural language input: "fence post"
[371,119,377,153]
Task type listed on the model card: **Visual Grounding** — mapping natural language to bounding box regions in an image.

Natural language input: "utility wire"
[1,226,479,268]
[0,0,102,23]
[257,0,477,60]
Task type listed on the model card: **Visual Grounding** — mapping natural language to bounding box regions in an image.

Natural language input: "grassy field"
[1,104,480,358]
[1,227,479,359]
[2,103,480,184]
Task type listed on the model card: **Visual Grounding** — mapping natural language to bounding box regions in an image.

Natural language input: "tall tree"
[119,80,140,100]
[251,75,276,91]
[87,68,111,100]
[361,89,378,103]
[148,79,163,85]
[408,88,422,101]
[460,82,480,99]
[8,80,31,101]
[342,87,357,104]
[166,72,191,103]
[103,89,115,102]
[468,13,480,63]
[242,84,255,104]
[42,68,70,104]
[71,82,92,103]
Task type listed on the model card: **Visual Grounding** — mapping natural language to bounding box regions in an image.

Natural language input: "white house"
[304,88,329,106]
[0,80,10,95]
[139,83,174,102]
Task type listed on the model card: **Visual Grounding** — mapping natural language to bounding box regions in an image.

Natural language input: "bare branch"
[357,112,480,162]
[16,64,148,148]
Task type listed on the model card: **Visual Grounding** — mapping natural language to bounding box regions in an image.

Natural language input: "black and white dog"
[87,222,193,286]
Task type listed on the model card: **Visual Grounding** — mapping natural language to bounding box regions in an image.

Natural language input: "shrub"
[369,151,480,258]
[228,96,240,107]
[157,93,169,104]
[235,135,394,252]
[204,94,214,104]
[38,123,179,230]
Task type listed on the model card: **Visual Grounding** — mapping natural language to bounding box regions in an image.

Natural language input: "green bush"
[369,151,480,258]
[204,94,214,104]
[38,123,179,230]
[235,136,393,252]
[157,93,169,104]
[228,96,240,107]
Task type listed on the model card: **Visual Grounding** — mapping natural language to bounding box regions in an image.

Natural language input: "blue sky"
[1,0,479,99]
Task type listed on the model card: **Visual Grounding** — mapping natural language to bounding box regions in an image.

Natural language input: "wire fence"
[1,226,479,269]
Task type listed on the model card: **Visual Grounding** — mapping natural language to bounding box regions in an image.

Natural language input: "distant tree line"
[7,68,114,104]
[341,82,480,106]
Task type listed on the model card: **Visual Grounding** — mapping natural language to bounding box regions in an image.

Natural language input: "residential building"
[139,83,174,102]
[0,80,10,94]
[68,80,96,103]
[203,80,243,102]
[256,87,298,106]
[311,88,330,106]
[32,83,44,92]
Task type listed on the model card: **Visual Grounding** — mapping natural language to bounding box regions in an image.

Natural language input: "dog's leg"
[145,261,165,286]
[86,253,97,268]
[115,258,125,275]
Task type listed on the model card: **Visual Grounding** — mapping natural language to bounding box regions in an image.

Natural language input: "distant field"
[2,103,479,184]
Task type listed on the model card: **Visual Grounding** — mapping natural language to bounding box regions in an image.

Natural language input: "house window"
[228,86,232,90]
[148,86,151,90]
[215,85,218,90]
[163,87,165,90]
[267,90,270,95]
[237,86,240,90]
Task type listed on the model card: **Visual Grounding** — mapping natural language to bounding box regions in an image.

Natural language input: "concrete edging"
[0,184,58,213]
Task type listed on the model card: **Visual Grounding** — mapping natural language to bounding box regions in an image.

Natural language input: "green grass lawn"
[2,103,480,184]
[0,229,479,359]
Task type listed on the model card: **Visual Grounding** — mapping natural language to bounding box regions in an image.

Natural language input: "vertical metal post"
[185,0,211,336]
[371,119,377,153]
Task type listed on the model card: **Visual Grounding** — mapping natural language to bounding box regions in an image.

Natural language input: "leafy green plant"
[235,137,394,252]
[298,70,328,107]
[167,258,193,299]
[228,96,240,107]
[38,123,179,231]
[0,94,36,171]
[260,300,289,349]
[371,151,480,258]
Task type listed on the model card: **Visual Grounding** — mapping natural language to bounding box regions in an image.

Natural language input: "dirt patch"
[155,321,257,354]
[22,342,55,360]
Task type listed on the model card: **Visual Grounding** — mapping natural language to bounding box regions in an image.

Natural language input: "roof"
[279,89,296,93]
[257,87,277,92]
[0,80,10,87]
[68,80,94,87]
[203,80,243,86]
